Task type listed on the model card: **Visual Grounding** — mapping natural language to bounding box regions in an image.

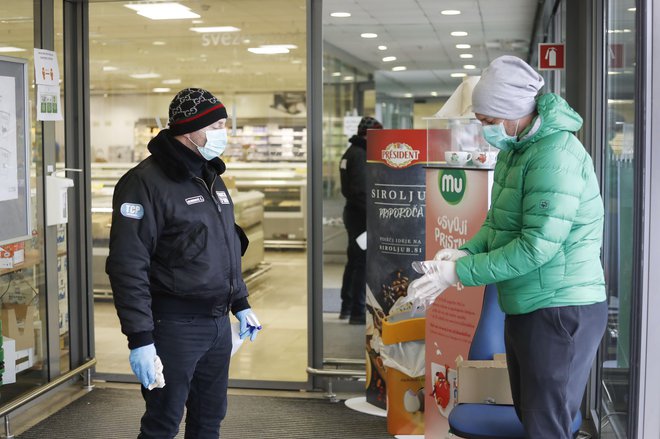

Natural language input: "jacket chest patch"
[216,191,230,204]
[185,195,205,205]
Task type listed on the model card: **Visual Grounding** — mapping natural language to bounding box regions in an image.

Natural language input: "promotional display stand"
[423,166,493,438]
[365,129,427,433]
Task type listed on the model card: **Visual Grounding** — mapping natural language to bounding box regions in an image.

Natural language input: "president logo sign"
[381,143,420,168]
[439,169,466,205]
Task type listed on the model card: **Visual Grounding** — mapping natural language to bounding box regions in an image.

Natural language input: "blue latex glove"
[129,343,157,388]
[236,308,262,341]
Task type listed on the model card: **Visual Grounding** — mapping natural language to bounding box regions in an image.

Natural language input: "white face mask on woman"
[481,120,520,151]
[189,128,228,160]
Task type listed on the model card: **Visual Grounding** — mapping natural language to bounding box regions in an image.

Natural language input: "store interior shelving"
[224,162,307,249]
[224,124,307,162]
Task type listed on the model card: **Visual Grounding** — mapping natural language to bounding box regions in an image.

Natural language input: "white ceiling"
[0,1,538,98]
[323,0,538,97]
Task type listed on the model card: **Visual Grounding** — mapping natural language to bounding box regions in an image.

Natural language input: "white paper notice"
[0,75,18,202]
[37,85,63,121]
[343,115,362,136]
[356,231,367,250]
[33,49,61,86]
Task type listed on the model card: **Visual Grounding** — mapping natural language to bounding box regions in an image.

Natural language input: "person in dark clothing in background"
[339,116,383,324]
[106,88,261,439]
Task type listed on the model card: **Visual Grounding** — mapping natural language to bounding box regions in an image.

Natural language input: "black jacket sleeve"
[347,147,367,207]
[106,172,161,349]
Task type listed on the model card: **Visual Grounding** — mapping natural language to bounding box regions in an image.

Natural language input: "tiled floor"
[93,249,364,383]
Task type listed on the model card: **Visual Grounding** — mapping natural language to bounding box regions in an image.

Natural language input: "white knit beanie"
[471,56,545,120]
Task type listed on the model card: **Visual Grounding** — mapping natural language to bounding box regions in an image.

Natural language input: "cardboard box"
[457,353,513,405]
[1,304,36,351]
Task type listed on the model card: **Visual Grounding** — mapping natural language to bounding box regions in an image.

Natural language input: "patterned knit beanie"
[357,117,383,137]
[168,88,228,135]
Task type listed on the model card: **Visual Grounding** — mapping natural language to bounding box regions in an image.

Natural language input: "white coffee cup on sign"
[473,150,498,168]
[445,150,472,166]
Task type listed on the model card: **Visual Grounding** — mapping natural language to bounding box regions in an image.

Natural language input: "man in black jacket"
[106,88,261,439]
[339,117,383,324]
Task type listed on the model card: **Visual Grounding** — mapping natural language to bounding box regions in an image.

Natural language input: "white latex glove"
[406,275,446,312]
[406,260,460,312]
[434,248,469,262]
[412,260,459,286]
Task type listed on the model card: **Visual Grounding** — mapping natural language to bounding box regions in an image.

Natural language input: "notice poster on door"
[365,129,427,409]
[424,167,493,438]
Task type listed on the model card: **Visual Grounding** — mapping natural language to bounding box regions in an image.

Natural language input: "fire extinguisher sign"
[538,43,565,70]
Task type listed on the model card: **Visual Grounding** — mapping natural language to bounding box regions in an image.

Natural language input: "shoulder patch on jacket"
[120,203,144,219]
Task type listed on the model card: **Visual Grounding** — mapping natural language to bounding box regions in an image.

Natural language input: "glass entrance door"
[598,0,637,436]
[88,0,308,385]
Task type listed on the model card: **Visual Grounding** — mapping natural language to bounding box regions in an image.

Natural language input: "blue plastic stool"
[448,403,582,439]
[447,284,582,438]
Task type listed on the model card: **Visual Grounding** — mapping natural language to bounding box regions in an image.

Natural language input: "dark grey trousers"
[504,301,608,438]
[139,314,232,439]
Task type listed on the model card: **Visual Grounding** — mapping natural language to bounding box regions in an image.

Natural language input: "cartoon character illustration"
[431,366,451,409]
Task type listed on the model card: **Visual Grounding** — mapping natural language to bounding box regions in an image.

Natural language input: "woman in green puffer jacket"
[428,56,608,438]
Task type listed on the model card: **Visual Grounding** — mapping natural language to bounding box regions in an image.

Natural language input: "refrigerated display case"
[225,162,307,248]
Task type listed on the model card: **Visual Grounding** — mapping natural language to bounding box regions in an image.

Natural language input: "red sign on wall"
[609,43,624,68]
[538,43,565,70]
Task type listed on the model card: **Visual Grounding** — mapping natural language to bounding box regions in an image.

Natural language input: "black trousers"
[504,301,608,439]
[138,313,232,439]
[340,208,366,319]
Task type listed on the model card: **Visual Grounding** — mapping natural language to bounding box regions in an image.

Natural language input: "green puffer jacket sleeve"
[457,134,588,286]
[460,215,492,255]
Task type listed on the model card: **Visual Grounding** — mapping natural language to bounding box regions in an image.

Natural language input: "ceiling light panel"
[0,47,25,53]
[441,10,461,15]
[330,12,351,18]
[189,26,241,33]
[361,33,378,38]
[124,2,200,20]
[130,73,161,79]
[248,47,289,55]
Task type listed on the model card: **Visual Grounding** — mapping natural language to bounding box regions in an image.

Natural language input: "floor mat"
[323,287,342,313]
[18,388,391,439]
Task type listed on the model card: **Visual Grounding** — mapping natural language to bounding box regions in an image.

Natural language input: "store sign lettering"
[201,33,243,47]
[439,169,466,205]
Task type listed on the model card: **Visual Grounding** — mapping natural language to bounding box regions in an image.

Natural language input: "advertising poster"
[365,129,427,410]
[0,75,18,202]
[424,167,493,438]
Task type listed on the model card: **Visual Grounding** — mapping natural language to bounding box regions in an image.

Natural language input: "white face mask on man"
[188,128,228,160]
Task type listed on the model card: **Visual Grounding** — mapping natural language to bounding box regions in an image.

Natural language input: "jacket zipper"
[194,175,235,312]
